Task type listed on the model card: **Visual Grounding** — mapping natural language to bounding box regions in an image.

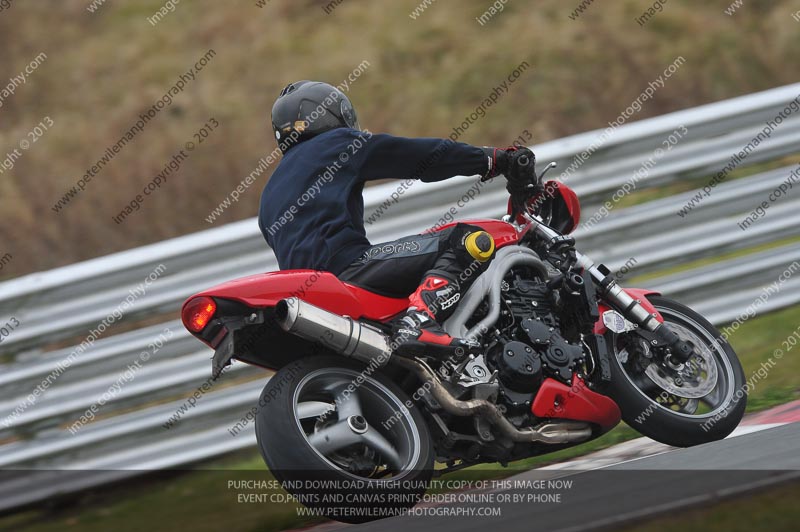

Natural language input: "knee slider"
[464,230,495,262]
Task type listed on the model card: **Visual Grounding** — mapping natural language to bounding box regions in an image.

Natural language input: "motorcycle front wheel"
[605,296,747,447]
[255,355,434,523]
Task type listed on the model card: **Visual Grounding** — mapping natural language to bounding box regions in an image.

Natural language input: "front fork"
[577,254,694,363]
[525,214,694,363]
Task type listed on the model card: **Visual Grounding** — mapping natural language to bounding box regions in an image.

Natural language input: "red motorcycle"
[181,164,746,522]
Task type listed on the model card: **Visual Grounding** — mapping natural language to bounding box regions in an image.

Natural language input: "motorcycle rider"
[259,81,536,353]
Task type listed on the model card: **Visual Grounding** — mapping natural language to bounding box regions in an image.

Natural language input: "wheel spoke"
[293,369,421,479]
[307,421,364,455]
[362,428,403,471]
[681,399,699,415]
[326,382,364,420]
[701,386,723,409]
[296,401,335,420]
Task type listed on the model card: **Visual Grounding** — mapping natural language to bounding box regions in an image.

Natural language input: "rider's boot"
[391,275,465,357]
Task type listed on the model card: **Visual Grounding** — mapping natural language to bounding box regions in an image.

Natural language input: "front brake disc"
[644,344,718,399]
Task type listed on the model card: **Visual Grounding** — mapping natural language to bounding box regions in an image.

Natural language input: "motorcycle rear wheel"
[255,355,434,523]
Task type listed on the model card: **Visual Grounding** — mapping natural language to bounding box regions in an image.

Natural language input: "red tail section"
[192,270,409,321]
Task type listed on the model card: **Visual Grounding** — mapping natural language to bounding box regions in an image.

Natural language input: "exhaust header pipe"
[275,298,391,367]
[394,357,592,444]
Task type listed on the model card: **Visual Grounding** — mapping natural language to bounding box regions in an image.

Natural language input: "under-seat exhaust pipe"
[275,297,392,367]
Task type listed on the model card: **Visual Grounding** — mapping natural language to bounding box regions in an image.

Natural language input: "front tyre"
[606,296,746,447]
[255,356,434,523]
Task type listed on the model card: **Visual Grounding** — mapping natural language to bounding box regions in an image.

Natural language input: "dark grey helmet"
[271,80,359,154]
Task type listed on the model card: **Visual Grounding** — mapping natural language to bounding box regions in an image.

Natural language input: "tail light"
[182,296,217,333]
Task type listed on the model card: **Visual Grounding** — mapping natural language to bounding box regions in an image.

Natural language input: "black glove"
[505,147,537,191]
[485,146,537,217]
[481,146,510,181]
[481,146,536,184]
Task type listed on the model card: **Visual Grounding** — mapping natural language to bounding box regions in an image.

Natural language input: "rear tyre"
[605,296,746,447]
[255,356,434,523]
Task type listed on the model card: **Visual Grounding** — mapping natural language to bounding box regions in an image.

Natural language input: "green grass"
[4,300,798,532]
[724,304,800,405]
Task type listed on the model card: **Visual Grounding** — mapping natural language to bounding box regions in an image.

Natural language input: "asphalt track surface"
[309,422,799,532]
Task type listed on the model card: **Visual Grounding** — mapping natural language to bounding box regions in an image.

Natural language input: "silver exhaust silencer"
[275,297,391,367]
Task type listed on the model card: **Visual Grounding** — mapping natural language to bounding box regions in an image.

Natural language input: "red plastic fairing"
[594,288,663,334]
[531,377,621,432]
[426,218,520,248]
[556,182,581,231]
[191,270,409,321]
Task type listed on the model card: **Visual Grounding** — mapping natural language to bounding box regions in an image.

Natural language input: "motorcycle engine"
[487,274,586,409]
